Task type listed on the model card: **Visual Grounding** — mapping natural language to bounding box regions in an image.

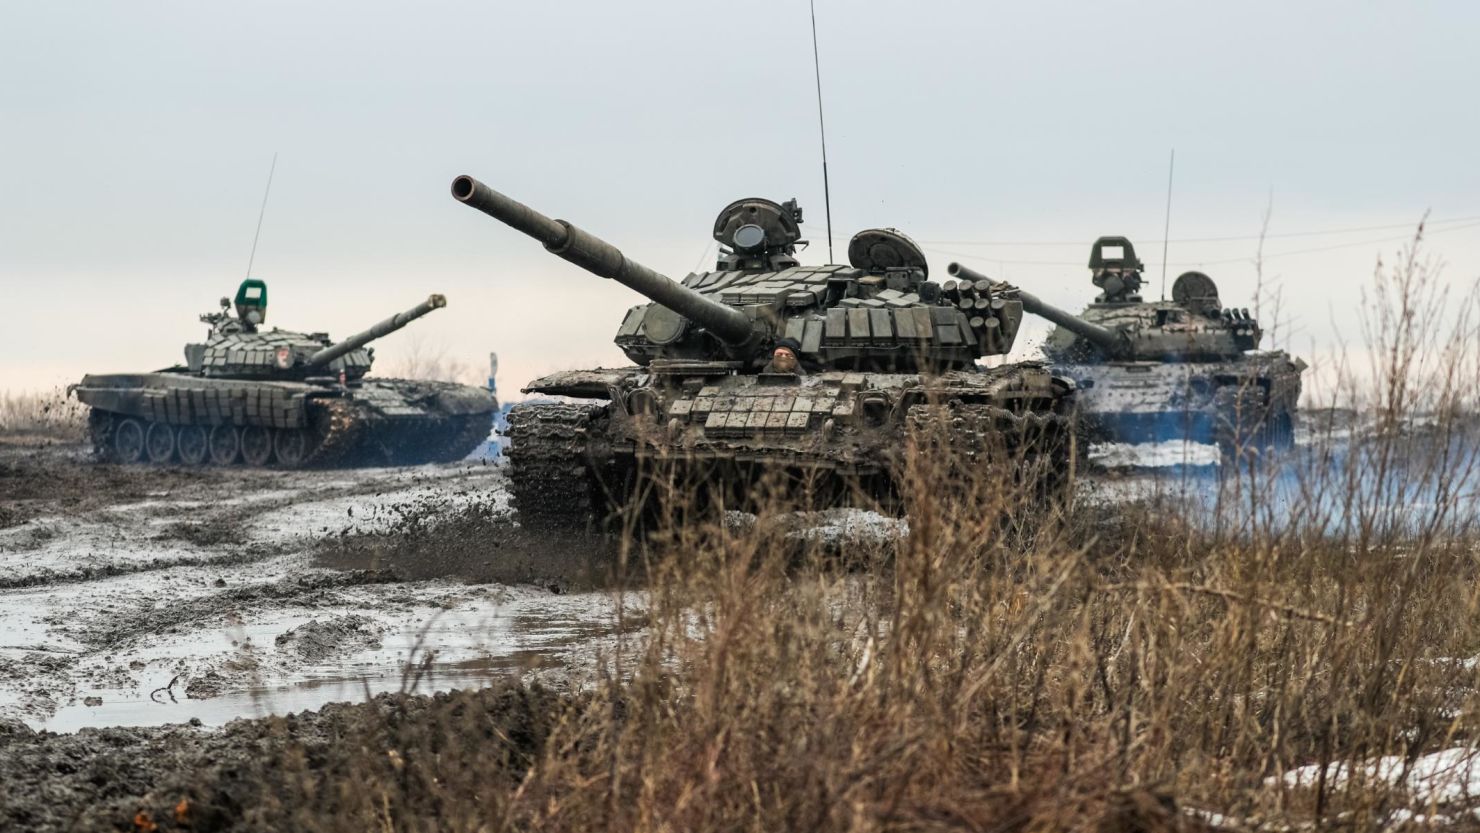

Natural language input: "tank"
[951,236,1306,455]
[70,281,498,467]
[451,175,1076,528]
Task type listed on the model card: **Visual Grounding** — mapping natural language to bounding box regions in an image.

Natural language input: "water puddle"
[34,586,637,733]
[41,662,533,733]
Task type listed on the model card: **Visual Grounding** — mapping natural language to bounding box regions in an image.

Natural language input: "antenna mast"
[809,0,834,261]
[1159,148,1174,300]
[246,152,278,279]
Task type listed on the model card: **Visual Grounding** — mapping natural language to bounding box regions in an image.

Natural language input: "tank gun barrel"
[451,175,756,346]
[948,262,1125,352]
[305,294,446,369]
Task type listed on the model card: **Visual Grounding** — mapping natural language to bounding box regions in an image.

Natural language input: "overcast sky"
[3,0,1477,397]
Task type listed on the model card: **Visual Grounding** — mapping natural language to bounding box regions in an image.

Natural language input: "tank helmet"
[773,336,803,354]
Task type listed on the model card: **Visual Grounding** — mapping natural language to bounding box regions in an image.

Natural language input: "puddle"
[33,586,636,733]
[41,662,530,733]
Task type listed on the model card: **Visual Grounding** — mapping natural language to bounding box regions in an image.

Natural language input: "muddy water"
[0,445,637,732]
[39,587,627,732]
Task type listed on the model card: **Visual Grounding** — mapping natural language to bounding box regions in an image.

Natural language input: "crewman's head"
[771,337,802,372]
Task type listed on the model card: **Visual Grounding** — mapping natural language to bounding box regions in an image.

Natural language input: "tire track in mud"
[54,570,405,651]
[0,443,521,727]
[0,445,505,588]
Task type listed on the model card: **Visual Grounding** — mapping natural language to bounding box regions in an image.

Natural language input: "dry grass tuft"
[0,388,86,441]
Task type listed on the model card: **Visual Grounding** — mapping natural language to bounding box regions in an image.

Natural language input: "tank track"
[86,409,115,459]
[426,412,496,463]
[1212,385,1294,461]
[299,398,366,467]
[82,398,488,468]
[505,402,610,530]
[906,402,1075,491]
[360,411,494,466]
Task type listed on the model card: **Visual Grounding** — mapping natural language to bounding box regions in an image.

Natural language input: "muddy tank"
[451,175,1076,528]
[952,237,1306,455]
[71,281,497,467]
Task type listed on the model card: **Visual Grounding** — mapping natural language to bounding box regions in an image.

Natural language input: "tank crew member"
[763,337,806,375]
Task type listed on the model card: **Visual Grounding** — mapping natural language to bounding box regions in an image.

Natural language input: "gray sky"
[3,0,1477,396]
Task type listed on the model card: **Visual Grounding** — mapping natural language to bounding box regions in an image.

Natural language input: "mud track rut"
[0,442,627,732]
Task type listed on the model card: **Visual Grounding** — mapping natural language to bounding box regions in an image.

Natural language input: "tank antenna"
[809,0,834,261]
[245,152,278,279]
[1159,148,1175,300]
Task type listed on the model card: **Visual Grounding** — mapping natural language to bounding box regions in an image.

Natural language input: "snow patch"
[1278,747,1480,812]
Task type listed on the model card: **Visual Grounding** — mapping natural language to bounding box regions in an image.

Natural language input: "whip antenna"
[809,0,834,261]
[1159,148,1175,300]
[246,152,278,278]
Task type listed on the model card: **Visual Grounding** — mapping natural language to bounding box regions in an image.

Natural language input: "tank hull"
[506,364,1074,528]
[73,372,496,467]
[1052,351,1303,450]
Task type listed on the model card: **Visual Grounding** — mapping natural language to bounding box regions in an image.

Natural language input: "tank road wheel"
[209,425,240,465]
[112,418,146,464]
[177,425,209,465]
[241,426,273,467]
[273,428,310,467]
[145,422,176,464]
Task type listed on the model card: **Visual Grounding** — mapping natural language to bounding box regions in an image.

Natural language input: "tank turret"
[953,246,1265,364]
[452,175,1026,372]
[186,285,448,381]
[303,294,447,369]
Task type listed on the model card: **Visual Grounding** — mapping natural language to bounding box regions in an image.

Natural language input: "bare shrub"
[0,388,86,440]
[377,334,482,386]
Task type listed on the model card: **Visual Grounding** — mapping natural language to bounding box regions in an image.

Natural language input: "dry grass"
[121,231,1480,831]
[0,388,86,441]
[377,333,485,386]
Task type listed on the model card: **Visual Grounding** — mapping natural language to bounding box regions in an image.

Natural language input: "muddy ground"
[0,439,636,738]
[0,438,913,830]
[0,683,565,832]
[0,425,1350,832]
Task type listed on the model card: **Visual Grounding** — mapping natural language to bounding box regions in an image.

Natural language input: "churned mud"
[0,428,1288,737]
[0,442,631,735]
[0,683,564,832]
[0,438,233,531]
